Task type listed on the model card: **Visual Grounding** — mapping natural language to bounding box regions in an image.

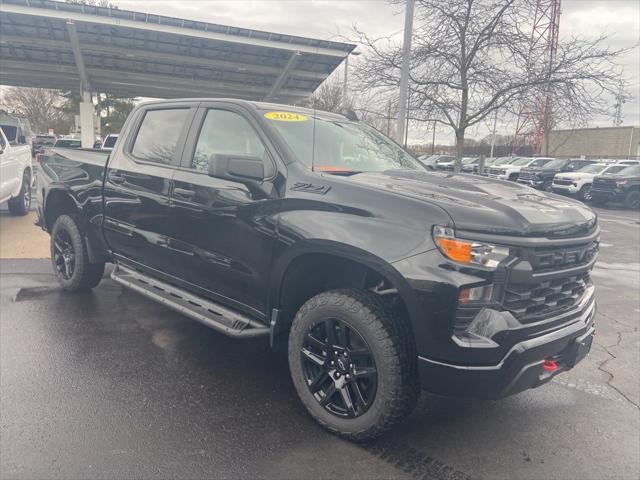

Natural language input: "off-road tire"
[50,214,105,292]
[7,170,31,216]
[288,289,419,441]
[579,184,592,202]
[624,190,640,210]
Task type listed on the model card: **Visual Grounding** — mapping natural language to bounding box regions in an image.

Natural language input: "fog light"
[458,285,494,304]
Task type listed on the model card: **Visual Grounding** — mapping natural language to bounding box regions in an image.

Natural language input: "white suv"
[0,124,33,216]
[488,157,554,181]
[552,162,629,201]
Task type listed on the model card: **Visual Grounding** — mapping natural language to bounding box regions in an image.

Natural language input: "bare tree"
[1,87,73,134]
[299,77,353,113]
[352,0,628,171]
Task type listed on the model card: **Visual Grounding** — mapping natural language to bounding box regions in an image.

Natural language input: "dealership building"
[545,126,640,160]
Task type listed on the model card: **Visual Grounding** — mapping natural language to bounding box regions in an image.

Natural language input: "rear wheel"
[625,190,640,209]
[579,184,592,202]
[50,214,105,291]
[7,170,31,216]
[288,289,419,441]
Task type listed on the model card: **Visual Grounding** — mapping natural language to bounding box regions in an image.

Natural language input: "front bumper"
[552,184,579,194]
[488,173,508,180]
[591,188,624,202]
[417,291,596,399]
[517,178,545,188]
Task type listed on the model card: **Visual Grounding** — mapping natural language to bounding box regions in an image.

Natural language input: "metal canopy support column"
[67,20,95,148]
[264,52,301,101]
[396,0,415,145]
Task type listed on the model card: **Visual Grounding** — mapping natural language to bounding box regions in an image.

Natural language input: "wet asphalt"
[1,207,638,480]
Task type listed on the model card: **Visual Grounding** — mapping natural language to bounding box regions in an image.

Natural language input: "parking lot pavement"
[0,208,638,480]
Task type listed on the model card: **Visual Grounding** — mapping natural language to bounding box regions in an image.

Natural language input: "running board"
[111,265,270,338]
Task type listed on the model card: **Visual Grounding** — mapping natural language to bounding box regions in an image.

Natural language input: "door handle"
[108,172,126,184]
[173,187,196,199]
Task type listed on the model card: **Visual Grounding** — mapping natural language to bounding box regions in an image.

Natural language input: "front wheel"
[50,214,105,292]
[579,184,592,202]
[7,170,31,216]
[625,190,640,210]
[288,289,419,441]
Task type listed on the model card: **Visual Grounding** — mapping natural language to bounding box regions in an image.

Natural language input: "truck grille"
[523,240,599,272]
[592,178,616,192]
[553,178,573,186]
[488,168,503,175]
[503,272,590,321]
[518,171,538,181]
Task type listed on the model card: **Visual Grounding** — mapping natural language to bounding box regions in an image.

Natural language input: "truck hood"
[347,170,596,237]
[555,172,595,181]
[519,166,555,175]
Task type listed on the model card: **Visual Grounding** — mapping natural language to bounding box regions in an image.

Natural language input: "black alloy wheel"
[301,318,378,418]
[626,190,640,209]
[53,228,76,280]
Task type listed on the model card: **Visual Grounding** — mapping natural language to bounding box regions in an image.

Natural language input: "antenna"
[311,49,319,173]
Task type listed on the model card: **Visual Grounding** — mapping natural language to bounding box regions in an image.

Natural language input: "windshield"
[54,139,81,148]
[603,165,628,175]
[529,158,552,168]
[510,157,531,166]
[617,165,640,176]
[493,157,516,165]
[267,113,424,173]
[577,164,607,174]
[461,158,478,164]
[36,135,56,143]
[543,159,568,169]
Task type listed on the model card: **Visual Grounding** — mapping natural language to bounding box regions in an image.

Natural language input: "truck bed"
[36,147,110,231]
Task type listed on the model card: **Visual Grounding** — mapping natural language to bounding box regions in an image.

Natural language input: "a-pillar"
[79,91,95,149]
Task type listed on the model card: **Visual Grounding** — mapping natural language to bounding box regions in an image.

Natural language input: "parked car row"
[417,154,640,209]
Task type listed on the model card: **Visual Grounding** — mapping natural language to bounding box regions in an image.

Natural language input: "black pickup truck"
[591,164,640,209]
[36,99,598,440]
[517,158,596,191]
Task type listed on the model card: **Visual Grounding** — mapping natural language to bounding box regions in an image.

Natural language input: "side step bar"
[111,264,270,338]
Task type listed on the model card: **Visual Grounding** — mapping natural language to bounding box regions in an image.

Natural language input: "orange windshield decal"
[315,166,353,172]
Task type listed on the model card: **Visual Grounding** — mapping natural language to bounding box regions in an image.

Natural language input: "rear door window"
[131,109,190,166]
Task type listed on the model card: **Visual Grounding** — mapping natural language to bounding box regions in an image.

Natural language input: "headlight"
[432,226,510,269]
[616,180,628,186]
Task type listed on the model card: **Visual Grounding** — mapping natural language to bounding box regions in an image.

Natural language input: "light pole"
[396,0,415,144]
[489,109,498,159]
[342,50,361,109]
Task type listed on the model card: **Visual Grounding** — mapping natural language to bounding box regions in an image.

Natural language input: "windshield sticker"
[264,111,308,122]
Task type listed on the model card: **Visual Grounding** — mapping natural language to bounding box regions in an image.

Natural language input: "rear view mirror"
[208,154,265,182]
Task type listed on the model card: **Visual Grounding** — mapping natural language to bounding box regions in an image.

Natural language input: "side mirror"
[208,153,265,182]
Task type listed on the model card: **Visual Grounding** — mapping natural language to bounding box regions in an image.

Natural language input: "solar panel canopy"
[0,0,356,102]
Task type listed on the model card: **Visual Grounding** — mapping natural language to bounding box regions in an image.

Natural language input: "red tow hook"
[543,359,558,372]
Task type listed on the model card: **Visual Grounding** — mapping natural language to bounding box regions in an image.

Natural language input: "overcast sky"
[119,0,639,144]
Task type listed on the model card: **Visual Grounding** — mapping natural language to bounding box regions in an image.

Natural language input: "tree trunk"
[454,129,465,173]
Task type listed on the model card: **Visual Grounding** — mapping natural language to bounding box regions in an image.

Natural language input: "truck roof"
[136,98,350,122]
